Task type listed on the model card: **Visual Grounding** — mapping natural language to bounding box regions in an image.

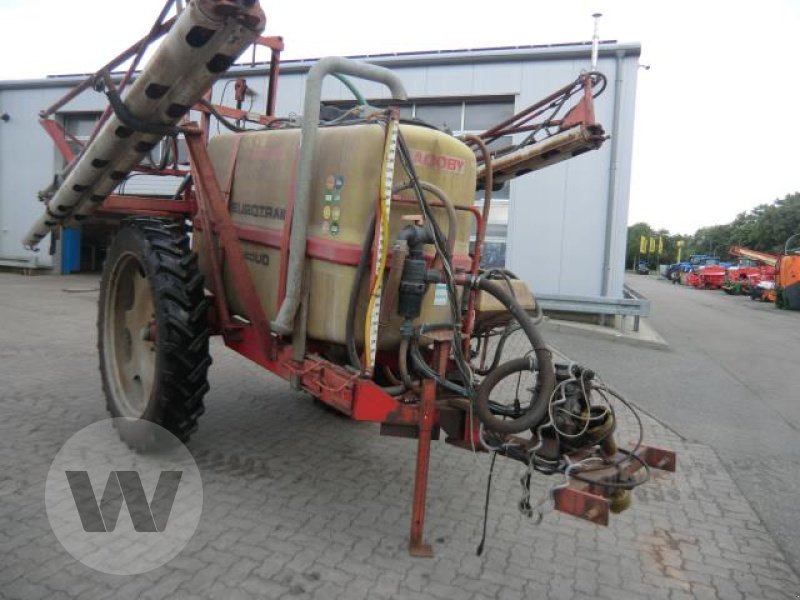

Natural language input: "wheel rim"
[103,252,157,417]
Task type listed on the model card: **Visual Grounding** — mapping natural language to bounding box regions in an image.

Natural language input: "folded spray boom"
[23,0,265,249]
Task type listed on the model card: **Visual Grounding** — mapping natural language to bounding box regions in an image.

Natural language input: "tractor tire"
[98,218,211,451]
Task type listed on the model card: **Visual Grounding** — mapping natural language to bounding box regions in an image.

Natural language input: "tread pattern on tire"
[98,218,211,446]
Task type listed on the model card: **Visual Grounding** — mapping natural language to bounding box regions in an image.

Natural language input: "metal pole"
[600,50,624,297]
[591,13,602,71]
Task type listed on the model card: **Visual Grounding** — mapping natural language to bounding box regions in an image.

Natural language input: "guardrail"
[536,286,650,332]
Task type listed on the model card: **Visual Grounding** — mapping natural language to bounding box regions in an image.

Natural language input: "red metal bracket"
[185,126,272,352]
[409,378,436,558]
[554,487,610,526]
[553,444,677,524]
[97,195,192,216]
[39,119,77,165]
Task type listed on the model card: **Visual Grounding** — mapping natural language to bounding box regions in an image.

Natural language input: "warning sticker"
[323,173,345,236]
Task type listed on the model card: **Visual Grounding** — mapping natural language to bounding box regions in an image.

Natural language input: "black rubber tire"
[98,218,211,450]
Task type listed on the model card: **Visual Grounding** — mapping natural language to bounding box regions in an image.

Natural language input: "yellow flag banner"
[640,235,647,254]
[658,236,664,254]
[649,237,656,253]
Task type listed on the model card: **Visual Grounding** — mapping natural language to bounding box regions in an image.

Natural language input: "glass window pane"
[488,135,514,153]
[464,101,514,131]
[485,223,508,239]
[475,181,510,202]
[480,241,507,269]
[414,103,462,131]
[486,204,508,226]
[63,113,100,137]
[395,104,413,119]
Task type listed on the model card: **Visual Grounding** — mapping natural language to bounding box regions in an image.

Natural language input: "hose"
[398,334,420,393]
[332,73,367,106]
[363,116,400,372]
[472,278,555,434]
[395,131,473,388]
[394,180,457,269]
[346,212,377,370]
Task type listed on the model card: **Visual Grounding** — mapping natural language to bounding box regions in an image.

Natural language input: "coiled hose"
[472,278,555,434]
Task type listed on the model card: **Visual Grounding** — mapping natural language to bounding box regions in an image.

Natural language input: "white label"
[433,283,448,306]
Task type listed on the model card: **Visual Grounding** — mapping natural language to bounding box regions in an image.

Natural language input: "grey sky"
[1,0,797,234]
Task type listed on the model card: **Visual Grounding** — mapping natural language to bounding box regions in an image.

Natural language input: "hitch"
[553,445,677,525]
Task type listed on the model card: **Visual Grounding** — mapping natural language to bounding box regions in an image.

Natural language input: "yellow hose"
[363,116,399,372]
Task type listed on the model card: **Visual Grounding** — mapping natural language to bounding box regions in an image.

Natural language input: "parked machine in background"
[775,234,800,310]
[674,255,730,289]
[667,254,721,285]
[23,0,674,555]
[723,246,778,296]
[691,261,728,290]
[727,241,800,309]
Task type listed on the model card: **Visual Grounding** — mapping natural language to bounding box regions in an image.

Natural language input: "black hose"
[171,174,192,201]
[394,180,457,268]
[475,323,521,376]
[398,333,422,393]
[198,99,249,133]
[409,343,470,396]
[472,278,555,434]
[346,212,377,370]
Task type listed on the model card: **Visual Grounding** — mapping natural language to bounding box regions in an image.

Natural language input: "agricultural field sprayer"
[24,0,674,556]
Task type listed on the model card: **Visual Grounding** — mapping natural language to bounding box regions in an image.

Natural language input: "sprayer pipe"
[271,57,407,335]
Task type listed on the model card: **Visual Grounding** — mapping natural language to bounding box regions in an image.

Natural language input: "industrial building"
[0,41,641,314]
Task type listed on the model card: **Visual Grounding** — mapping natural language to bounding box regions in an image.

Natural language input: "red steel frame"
[38,8,672,554]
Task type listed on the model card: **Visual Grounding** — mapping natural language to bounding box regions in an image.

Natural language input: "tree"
[627,191,800,270]
[625,222,654,269]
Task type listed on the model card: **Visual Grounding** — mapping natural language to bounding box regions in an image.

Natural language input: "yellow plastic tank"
[198,122,477,349]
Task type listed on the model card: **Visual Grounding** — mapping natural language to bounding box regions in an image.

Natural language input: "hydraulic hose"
[470,277,555,434]
[332,73,367,106]
[394,180,457,268]
[346,212,377,370]
[398,334,420,393]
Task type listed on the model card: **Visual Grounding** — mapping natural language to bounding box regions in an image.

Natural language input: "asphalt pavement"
[542,274,800,574]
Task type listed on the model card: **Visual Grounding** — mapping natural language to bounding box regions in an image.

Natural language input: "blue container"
[61,227,81,274]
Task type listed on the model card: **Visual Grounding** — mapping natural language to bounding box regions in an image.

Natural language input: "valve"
[397,223,434,320]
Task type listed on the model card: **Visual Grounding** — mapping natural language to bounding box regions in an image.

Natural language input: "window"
[464,102,514,131]
[60,112,101,166]
[59,111,184,198]
[414,103,462,132]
